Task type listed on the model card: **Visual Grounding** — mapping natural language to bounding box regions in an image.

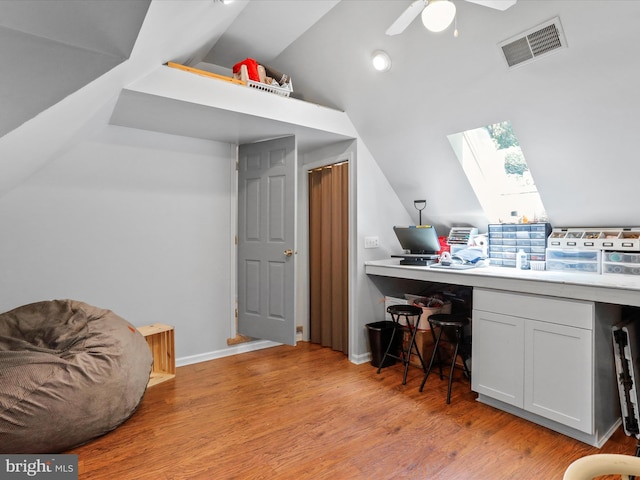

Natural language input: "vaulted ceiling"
[0,0,151,138]
[2,0,640,230]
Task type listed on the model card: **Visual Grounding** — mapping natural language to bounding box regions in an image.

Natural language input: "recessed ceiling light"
[372,50,391,72]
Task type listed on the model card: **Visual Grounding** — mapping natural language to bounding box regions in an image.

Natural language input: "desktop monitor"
[393,225,440,255]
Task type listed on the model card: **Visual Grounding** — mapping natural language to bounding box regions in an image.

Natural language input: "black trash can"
[366,321,401,368]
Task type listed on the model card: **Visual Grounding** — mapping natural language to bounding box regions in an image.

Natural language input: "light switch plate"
[364,236,380,249]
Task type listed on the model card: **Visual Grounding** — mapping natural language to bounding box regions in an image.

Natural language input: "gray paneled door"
[237,136,297,345]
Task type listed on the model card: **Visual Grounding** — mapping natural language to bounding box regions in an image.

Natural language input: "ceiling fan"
[386,0,517,36]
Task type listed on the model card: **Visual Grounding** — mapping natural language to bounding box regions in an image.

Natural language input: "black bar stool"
[419,313,471,404]
[377,304,426,385]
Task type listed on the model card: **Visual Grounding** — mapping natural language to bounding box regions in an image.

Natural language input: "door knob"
[284,249,294,257]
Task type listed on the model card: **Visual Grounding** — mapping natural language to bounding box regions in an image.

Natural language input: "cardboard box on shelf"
[408,329,435,368]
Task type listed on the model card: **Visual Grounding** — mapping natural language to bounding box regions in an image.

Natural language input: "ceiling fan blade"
[385,0,427,36]
[464,0,517,11]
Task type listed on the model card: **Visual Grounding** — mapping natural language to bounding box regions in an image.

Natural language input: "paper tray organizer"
[548,227,640,251]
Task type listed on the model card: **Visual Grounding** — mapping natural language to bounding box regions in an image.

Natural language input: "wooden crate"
[137,323,175,387]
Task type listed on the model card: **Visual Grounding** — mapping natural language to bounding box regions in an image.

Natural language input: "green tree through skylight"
[448,121,546,223]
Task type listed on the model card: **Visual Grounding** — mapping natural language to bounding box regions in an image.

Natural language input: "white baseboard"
[350,351,372,365]
[176,339,281,368]
[177,339,370,368]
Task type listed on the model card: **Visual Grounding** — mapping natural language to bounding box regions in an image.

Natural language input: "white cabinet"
[472,309,524,407]
[524,318,592,431]
[472,288,621,447]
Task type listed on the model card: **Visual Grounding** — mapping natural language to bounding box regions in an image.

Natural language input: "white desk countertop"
[365,259,640,307]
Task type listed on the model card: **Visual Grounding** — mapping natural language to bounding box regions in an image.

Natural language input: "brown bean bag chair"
[0,299,152,453]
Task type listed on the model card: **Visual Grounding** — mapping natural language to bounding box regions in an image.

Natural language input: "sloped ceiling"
[0,0,150,138]
[0,0,247,198]
[267,0,640,229]
[2,0,640,232]
[199,0,640,230]
[203,0,340,67]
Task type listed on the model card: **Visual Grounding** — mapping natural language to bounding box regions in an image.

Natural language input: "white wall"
[0,112,414,367]
[353,138,414,362]
[0,124,242,362]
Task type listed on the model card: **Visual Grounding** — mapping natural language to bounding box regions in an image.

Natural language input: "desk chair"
[377,304,426,384]
[420,313,471,404]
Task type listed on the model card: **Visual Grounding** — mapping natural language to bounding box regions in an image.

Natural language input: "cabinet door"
[524,319,592,433]
[472,310,524,408]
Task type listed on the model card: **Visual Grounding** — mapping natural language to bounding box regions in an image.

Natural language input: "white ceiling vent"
[499,17,566,68]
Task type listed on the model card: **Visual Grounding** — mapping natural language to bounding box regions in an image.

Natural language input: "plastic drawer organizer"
[546,227,640,276]
[603,252,640,276]
[488,223,551,267]
[546,248,601,274]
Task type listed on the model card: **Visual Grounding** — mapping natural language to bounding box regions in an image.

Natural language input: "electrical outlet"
[364,236,380,249]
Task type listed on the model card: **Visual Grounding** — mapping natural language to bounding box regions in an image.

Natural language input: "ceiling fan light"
[421,0,456,33]
[372,50,392,72]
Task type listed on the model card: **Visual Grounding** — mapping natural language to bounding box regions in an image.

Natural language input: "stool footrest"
[420,314,471,404]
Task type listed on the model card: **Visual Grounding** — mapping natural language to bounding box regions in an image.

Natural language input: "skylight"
[447,121,546,224]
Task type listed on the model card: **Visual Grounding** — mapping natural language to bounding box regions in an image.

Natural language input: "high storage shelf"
[488,223,552,267]
[137,323,175,387]
[109,64,357,155]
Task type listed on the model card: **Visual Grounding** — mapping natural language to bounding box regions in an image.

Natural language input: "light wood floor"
[68,342,636,479]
